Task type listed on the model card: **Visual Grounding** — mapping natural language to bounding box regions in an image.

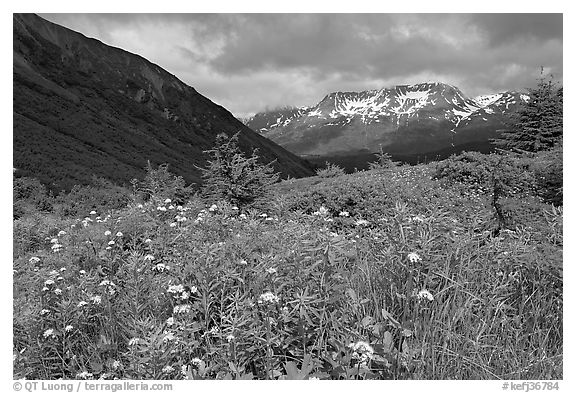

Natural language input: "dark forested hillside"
[13,13,313,192]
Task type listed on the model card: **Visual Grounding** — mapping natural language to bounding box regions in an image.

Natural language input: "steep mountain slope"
[246,83,528,159]
[13,14,313,192]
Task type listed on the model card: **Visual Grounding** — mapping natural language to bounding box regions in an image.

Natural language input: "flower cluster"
[417,289,434,301]
[50,238,63,253]
[258,291,280,305]
[99,279,117,295]
[173,304,191,314]
[348,340,374,365]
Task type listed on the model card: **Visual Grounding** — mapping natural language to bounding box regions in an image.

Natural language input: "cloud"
[470,13,563,47]
[39,13,563,117]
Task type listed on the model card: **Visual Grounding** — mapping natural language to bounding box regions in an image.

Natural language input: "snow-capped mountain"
[245,82,528,159]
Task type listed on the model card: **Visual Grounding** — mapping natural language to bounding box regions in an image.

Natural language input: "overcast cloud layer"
[40,13,563,118]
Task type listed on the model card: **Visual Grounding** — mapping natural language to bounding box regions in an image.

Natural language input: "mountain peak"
[245,81,525,159]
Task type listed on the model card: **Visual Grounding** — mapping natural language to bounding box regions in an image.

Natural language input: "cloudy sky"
[40,13,563,118]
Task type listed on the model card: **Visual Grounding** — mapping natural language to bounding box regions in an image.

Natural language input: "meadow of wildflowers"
[13,158,562,380]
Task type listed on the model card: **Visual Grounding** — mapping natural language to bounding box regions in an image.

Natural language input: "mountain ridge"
[13,13,314,192]
[245,82,527,159]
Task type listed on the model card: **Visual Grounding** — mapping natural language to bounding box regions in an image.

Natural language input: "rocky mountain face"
[13,13,313,192]
[246,82,528,162]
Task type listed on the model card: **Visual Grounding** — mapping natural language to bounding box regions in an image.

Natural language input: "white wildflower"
[266,267,277,275]
[339,211,350,217]
[166,317,175,326]
[54,288,62,295]
[112,360,121,370]
[144,254,155,261]
[40,309,50,316]
[173,304,191,314]
[45,279,55,286]
[90,295,102,305]
[153,263,167,272]
[348,340,374,364]
[163,331,176,342]
[43,329,55,338]
[90,211,97,215]
[128,338,140,346]
[76,371,93,379]
[116,232,123,237]
[104,230,112,236]
[258,291,280,305]
[57,231,66,237]
[77,301,88,307]
[167,284,184,293]
[407,252,422,263]
[164,198,172,204]
[162,365,175,373]
[226,334,235,342]
[65,325,74,332]
[417,289,434,302]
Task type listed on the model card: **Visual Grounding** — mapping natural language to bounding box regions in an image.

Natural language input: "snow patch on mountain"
[474,93,503,107]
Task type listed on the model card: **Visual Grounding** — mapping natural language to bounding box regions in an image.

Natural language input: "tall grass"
[13,165,562,380]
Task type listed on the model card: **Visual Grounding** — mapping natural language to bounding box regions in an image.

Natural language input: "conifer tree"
[200,132,279,208]
[494,71,563,152]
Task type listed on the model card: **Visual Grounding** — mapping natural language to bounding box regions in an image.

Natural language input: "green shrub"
[134,162,195,205]
[53,178,132,217]
[315,162,346,178]
[368,147,397,171]
[200,132,279,209]
[530,144,563,205]
[13,176,53,217]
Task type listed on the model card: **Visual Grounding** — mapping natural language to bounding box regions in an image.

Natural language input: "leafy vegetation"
[13,147,562,380]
